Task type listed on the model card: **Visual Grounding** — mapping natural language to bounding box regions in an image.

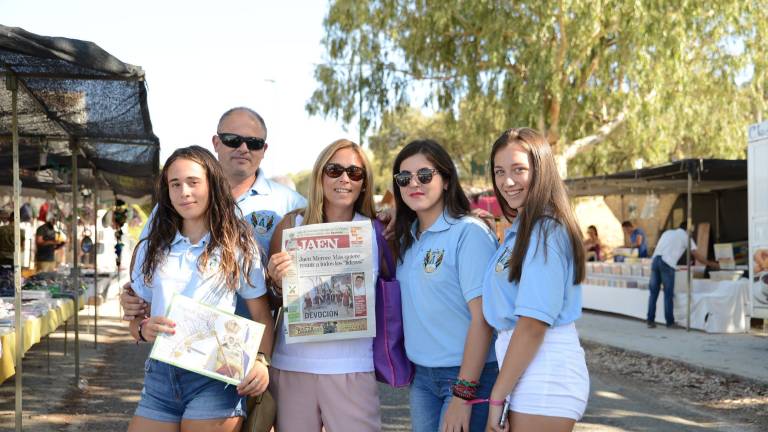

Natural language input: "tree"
[307,0,767,177]
[368,106,502,193]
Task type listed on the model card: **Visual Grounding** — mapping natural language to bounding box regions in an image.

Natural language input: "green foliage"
[289,170,312,199]
[368,107,500,193]
[309,0,767,177]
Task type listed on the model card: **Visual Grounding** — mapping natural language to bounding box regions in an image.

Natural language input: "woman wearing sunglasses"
[392,139,498,432]
[266,139,382,431]
[483,128,589,432]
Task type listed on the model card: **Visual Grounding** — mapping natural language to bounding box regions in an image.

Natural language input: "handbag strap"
[373,219,396,279]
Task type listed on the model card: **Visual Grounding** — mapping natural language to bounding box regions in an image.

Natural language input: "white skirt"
[495,323,590,420]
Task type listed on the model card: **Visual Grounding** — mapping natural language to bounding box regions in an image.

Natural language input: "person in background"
[392,139,498,432]
[646,221,718,329]
[0,209,25,267]
[622,220,648,258]
[483,128,589,432]
[35,212,63,272]
[583,225,602,262]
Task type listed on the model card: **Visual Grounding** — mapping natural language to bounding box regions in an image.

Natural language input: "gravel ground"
[583,340,768,430]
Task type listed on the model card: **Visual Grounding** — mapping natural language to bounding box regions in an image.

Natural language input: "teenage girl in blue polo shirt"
[483,129,589,432]
[392,139,498,432]
[127,146,273,432]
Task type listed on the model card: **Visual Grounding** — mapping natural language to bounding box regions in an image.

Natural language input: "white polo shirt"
[653,228,697,268]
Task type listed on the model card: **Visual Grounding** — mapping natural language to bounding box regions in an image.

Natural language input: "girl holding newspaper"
[127,146,273,432]
[483,128,589,432]
[391,139,498,432]
[266,139,382,432]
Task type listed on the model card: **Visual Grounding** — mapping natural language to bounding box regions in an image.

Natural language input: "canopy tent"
[565,158,747,333]
[0,24,159,198]
[565,159,746,197]
[1,24,159,432]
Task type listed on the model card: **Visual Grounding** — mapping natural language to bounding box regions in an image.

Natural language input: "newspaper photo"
[281,220,376,343]
[149,294,265,386]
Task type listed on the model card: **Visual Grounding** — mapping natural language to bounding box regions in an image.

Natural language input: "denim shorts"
[409,361,499,432]
[135,359,246,423]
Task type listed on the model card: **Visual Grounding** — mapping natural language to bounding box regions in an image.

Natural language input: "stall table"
[582,275,749,333]
[0,296,82,383]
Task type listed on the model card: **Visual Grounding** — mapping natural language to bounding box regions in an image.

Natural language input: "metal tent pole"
[7,71,23,432]
[686,168,693,331]
[70,140,80,383]
[93,188,98,349]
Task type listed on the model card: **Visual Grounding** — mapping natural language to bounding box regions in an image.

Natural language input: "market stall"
[566,159,749,333]
[582,260,749,332]
[0,270,87,383]
[1,24,159,431]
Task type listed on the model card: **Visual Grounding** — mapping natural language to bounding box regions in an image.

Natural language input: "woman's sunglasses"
[393,168,439,187]
[217,133,266,151]
[323,163,365,182]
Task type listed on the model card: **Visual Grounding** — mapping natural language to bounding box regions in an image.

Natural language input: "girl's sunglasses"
[393,168,439,187]
[217,133,266,151]
[324,163,365,181]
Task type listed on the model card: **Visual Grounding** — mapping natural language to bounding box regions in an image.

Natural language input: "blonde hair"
[302,139,376,225]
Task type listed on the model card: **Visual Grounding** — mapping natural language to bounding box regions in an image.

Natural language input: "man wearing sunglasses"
[121,107,307,321]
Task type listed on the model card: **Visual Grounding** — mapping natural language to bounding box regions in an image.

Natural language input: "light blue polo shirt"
[397,212,498,367]
[235,170,307,254]
[482,217,582,331]
[131,232,267,317]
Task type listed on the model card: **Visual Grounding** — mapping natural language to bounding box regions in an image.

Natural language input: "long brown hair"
[302,139,376,225]
[489,128,585,284]
[392,139,470,262]
[141,146,258,291]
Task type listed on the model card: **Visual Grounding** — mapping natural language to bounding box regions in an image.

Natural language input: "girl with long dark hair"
[392,139,498,432]
[483,128,589,432]
[127,146,273,432]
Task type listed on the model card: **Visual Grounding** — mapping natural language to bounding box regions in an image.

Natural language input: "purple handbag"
[372,219,415,387]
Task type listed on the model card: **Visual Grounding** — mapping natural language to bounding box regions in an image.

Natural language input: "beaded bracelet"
[451,378,480,400]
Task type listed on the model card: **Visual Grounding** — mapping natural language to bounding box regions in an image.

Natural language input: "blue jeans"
[135,359,246,422]
[234,294,252,319]
[409,362,498,432]
[647,256,676,325]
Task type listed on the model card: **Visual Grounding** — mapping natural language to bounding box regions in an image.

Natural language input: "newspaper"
[150,294,265,386]
[281,220,376,343]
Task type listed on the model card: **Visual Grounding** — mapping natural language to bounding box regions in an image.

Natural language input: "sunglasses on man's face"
[217,133,266,151]
[324,163,365,182]
[393,168,439,188]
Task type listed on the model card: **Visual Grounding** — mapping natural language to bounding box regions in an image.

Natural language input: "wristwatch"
[255,352,271,367]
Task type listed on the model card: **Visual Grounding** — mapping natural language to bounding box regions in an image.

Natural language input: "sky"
[1,0,360,177]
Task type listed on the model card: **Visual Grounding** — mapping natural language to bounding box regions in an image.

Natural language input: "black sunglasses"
[394,168,439,187]
[217,133,266,151]
[324,163,365,181]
